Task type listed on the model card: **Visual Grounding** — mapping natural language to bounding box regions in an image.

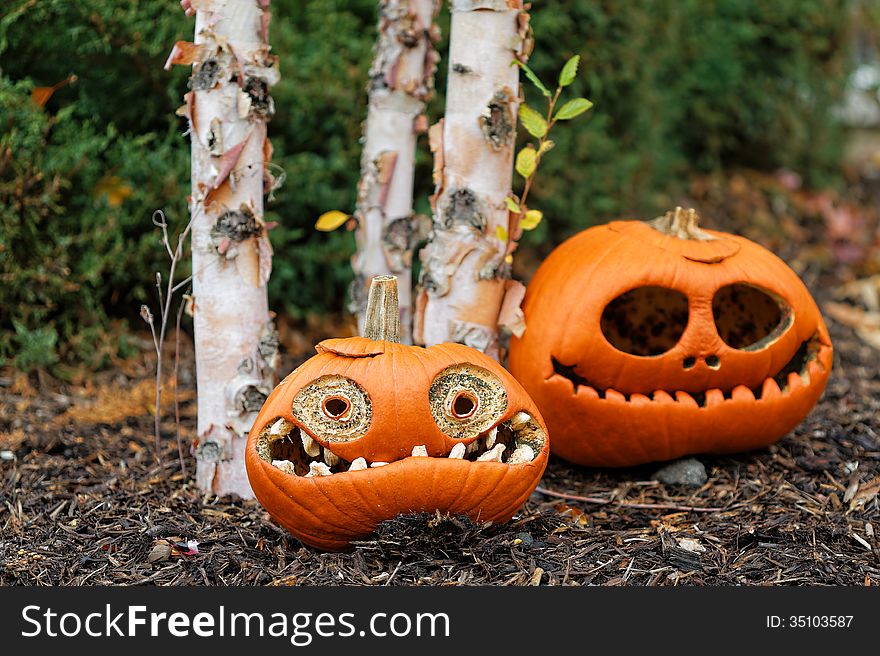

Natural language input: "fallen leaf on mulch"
[146,538,199,564]
[56,379,195,427]
[824,302,880,350]
[269,575,298,586]
[835,275,880,311]
[677,537,707,553]
[849,477,880,512]
[553,502,588,526]
[0,429,26,452]
[146,541,172,564]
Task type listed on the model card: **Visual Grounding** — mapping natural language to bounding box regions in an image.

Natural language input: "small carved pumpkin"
[508,208,833,467]
[246,276,549,550]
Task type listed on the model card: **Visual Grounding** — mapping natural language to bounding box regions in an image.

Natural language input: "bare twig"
[141,209,194,467]
[140,304,161,458]
[534,486,727,513]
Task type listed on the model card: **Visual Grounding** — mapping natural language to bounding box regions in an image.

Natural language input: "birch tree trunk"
[351,0,440,343]
[170,0,280,496]
[414,0,530,360]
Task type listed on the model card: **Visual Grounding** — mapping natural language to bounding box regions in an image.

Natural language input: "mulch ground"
[2,172,879,586]
[2,314,878,586]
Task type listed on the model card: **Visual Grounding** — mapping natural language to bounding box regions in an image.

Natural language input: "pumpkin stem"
[648,207,715,241]
[363,275,401,343]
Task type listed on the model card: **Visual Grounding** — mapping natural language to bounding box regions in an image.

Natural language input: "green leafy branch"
[507,55,592,234]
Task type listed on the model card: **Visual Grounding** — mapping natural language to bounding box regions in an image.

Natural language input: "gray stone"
[653,458,708,487]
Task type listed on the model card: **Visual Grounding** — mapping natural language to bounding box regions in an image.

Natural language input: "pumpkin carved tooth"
[705,389,724,407]
[370,461,389,468]
[448,443,466,459]
[301,432,321,458]
[787,371,805,393]
[507,444,535,465]
[509,412,531,429]
[675,391,698,408]
[269,418,294,436]
[411,445,428,457]
[630,393,651,406]
[465,440,480,455]
[305,462,332,477]
[477,444,506,462]
[731,385,754,402]
[605,389,626,404]
[576,385,600,400]
[323,449,340,467]
[348,457,368,472]
[272,460,296,474]
[486,427,498,448]
[762,377,782,400]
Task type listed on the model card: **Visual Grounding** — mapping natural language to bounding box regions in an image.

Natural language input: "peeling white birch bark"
[351,0,440,344]
[415,0,529,360]
[173,0,280,496]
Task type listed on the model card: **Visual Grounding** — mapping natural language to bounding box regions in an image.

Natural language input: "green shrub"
[0,0,855,371]
[520,0,851,252]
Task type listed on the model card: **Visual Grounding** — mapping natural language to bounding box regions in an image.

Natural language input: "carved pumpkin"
[246,276,549,550]
[508,208,833,467]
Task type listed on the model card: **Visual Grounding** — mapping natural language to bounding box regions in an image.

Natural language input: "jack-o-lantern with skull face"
[246,277,549,550]
[508,208,833,467]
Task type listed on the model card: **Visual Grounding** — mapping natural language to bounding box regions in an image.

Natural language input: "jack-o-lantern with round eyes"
[246,276,549,550]
[508,207,833,467]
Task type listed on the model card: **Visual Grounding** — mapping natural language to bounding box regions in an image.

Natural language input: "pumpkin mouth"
[255,412,546,477]
[549,333,830,408]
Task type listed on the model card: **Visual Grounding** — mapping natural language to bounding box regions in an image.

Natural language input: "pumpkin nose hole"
[705,355,720,369]
[683,356,696,370]
[322,396,350,419]
[451,391,478,419]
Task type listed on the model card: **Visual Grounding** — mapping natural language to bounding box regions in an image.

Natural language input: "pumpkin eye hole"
[451,391,478,419]
[713,283,793,351]
[430,364,508,440]
[600,286,689,356]
[322,396,351,420]
[292,375,372,443]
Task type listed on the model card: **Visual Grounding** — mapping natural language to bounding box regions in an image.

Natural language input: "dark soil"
[2,172,879,586]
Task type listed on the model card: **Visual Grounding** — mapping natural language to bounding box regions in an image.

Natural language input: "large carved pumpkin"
[246,276,549,550]
[508,208,833,467]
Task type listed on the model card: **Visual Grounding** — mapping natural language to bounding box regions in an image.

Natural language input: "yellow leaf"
[504,254,514,265]
[504,197,521,213]
[515,146,537,179]
[315,210,349,232]
[496,225,509,242]
[520,209,543,231]
[93,175,132,208]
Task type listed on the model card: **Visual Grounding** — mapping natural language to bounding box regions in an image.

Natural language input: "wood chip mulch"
[1,313,878,586]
